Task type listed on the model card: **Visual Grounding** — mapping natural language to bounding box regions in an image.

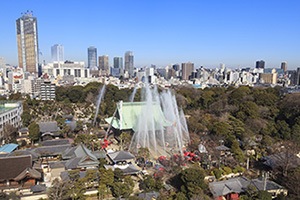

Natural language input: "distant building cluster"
[0,12,299,100]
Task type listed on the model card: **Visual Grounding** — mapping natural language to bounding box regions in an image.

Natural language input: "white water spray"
[93,84,106,126]
[129,85,137,102]
[129,84,190,157]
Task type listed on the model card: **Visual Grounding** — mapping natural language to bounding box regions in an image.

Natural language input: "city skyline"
[1,1,300,68]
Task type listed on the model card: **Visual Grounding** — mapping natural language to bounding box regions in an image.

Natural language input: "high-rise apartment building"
[182,62,194,80]
[125,51,134,78]
[99,55,109,71]
[281,62,287,73]
[256,60,265,69]
[51,44,64,62]
[113,57,123,69]
[88,46,97,69]
[16,12,39,74]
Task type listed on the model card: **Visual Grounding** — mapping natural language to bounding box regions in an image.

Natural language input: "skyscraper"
[51,44,64,62]
[88,46,97,69]
[98,55,109,71]
[281,61,287,73]
[16,12,39,73]
[182,62,194,80]
[256,60,265,69]
[125,51,134,78]
[113,57,123,69]
[172,64,180,71]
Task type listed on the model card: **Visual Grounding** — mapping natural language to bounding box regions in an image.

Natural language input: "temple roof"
[107,150,135,162]
[105,101,171,131]
[64,144,99,170]
[0,155,40,181]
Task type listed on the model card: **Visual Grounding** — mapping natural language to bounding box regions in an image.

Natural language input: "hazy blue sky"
[1,0,299,69]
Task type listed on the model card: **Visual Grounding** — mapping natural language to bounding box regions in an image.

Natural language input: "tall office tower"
[182,62,194,80]
[256,60,265,69]
[172,64,180,71]
[113,57,123,69]
[98,55,109,71]
[51,44,64,62]
[16,12,39,73]
[88,46,97,69]
[125,51,134,78]
[281,61,287,73]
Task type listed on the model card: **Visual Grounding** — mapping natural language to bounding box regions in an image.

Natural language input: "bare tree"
[47,178,70,200]
[272,141,300,176]
[2,124,17,143]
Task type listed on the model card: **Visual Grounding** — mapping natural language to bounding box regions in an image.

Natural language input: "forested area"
[28,83,300,199]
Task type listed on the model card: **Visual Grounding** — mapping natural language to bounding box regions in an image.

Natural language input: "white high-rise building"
[51,44,64,62]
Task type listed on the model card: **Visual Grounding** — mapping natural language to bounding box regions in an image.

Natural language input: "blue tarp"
[0,143,18,153]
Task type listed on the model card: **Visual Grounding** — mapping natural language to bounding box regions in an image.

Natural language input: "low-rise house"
[209,176,287,200]
[16,127,30,145]
[0,155,42,190]
[216,145,230,156]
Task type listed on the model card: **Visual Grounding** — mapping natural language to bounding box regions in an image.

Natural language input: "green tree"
[99,158,106,168]
[114,168,124,182]
[211,121,231,136]
[230,140,245,163]
[276,120,291,139]
[74,120,84,134]
[212,168,222,179]
[223,167,232,175]
[28,122,40,143]
[21,110,31,127]
[111,182,126,198]
[175,192,188,200]
[68,86,84,103]
[229,86,251,106]
[138,147,150,166]
[84,169,98,188]
[256,190,272,200]
[55,86,68,101]
[120,132,132,149]
[179,168,208,198]
[98,184,106,200]
[60,123,70,138]
[238,101,259,120]
[98,168,114,196]
[68,170,86,200]
[140,175,163,192]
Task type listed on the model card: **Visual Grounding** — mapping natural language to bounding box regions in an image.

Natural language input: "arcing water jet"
[93,84,106,126]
